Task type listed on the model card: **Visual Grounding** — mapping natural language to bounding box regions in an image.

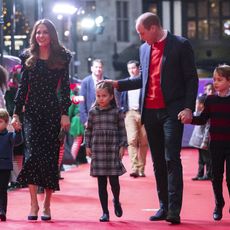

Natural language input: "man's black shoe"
[192,176,203,181]
[149,209,167,221]
[166,212,181,224]
[130,172,139,178]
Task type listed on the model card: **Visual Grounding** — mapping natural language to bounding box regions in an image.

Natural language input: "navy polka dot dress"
[15,51,71,191]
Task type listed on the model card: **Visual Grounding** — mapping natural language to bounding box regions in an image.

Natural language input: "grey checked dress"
[14,51,71,191]
[85,105,127,176]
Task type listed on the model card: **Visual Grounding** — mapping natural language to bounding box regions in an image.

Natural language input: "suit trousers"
[143,108,183,215]
[0,170,11,213]
[124,110,148,174]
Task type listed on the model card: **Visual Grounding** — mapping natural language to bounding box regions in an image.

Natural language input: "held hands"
[61,115,70,132]
[11,114,22,131]
[103,79,118,89]
[178,108,193,124]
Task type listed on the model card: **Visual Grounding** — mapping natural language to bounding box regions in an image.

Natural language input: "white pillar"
[162,1,170,31]
[174,1,182,36]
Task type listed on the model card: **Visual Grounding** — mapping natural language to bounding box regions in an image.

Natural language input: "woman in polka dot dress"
[11,19,71,221]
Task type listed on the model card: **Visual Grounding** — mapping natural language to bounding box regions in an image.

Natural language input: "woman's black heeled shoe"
[41,215,51,221]
[99,213,109,222]
[41,208,51,221]
[28,215,38,220]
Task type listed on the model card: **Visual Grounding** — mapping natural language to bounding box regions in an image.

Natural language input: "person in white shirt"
[119,60,148,177]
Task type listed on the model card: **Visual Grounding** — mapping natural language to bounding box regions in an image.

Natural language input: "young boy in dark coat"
[0,108,22,221]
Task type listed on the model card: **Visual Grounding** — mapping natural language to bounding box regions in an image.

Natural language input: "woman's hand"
[86,147,92,157]
[61,115,70,132]
[11,114,22,131]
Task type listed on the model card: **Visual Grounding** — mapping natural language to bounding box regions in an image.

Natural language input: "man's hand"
[178,108,192,124]
[103,79,119,89]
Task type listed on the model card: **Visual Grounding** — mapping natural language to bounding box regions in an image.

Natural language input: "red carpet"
[3,148,230,229]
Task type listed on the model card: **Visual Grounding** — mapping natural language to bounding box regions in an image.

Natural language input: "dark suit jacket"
[119,77,142,113]
[118,32,198,122]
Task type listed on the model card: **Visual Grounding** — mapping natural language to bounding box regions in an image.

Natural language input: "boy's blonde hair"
[0,108,9,123]
[214,64,230,80]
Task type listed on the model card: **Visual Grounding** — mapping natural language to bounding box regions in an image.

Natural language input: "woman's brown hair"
[25,19,69,69]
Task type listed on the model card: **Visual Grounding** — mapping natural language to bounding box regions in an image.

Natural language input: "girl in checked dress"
[85,81,127,222]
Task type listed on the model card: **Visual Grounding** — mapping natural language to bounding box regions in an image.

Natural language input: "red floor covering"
[2,148,230,229]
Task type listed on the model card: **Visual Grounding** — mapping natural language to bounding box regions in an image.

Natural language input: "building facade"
[2,0,230,79]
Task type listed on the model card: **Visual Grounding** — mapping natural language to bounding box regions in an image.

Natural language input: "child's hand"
[178,109,193,124]
[11,114,22,131]
[119,147,125,159]
[86,147,92,157]
[61,115,70,131]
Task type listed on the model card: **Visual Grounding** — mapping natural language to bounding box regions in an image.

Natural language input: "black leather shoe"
[113,199,123,217]
[99,213,109,222]
[0,210,6,221]
[149,208,167,221]
[213,206,224,221]
[130,172,139,178]
[166,212,181,224]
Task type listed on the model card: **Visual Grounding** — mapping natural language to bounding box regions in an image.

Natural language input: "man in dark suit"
[110,12,198,224]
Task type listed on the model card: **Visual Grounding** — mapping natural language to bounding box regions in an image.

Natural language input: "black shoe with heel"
[41,208,51,221]
[28,215,38,220]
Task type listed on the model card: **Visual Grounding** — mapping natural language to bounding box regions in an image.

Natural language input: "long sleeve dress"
[14,51,71,190]
[85,105,127,176]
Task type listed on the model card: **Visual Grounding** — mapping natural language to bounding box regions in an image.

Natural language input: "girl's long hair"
[25,19,69,69]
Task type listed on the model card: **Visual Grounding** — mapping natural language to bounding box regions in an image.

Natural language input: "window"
[185,0,230,40]
[116,1,129,42]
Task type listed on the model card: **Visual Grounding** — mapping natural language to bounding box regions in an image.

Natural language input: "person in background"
[189,95,212,181]
[85,81,127,222]
[11,19,71,221]
[0,65,8,109]
[203,82,215,97]
[0,108,22,221]
[179,64,230,221]
[68,83,85,161]
[4,66,25,190]
[79,59,108,126]
[120,60,148,178]
[107,12,198,224]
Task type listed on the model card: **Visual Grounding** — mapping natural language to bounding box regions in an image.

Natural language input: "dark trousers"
[97,176,120,214]
[143,108,183,215]
[0,170,11,213]
[197,148,212,177]
[211,149,230,207]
